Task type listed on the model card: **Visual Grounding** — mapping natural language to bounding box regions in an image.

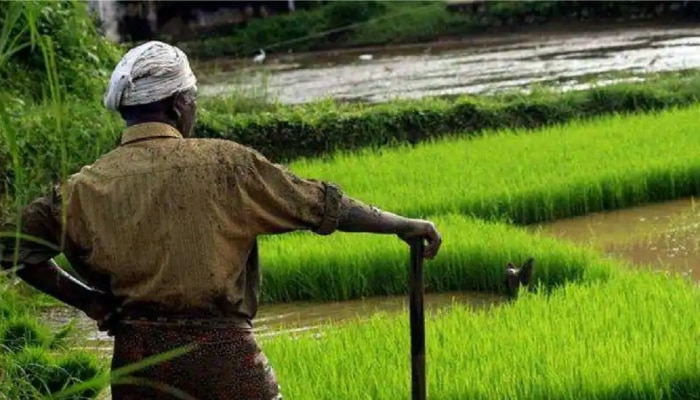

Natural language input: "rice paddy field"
[251,105,700,300]
[241,106,700,399]
[262,272,700,400]
[15,98,700,400]
[4,3,700,398]
[285,105,700,224]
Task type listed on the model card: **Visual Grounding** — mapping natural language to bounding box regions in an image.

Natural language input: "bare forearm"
[15,260,104,313]
[336,196,414,235]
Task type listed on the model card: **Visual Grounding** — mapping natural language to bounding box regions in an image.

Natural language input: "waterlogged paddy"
[199,24,700,103]
[533,197,700,281]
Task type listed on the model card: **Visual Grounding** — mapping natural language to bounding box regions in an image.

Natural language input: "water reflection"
[198,25,700,103]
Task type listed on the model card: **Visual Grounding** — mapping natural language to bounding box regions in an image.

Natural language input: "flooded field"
[532,197,700,281]
[199,24,700,104]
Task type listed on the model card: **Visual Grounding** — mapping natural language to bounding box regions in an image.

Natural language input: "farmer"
[0,41,442,400]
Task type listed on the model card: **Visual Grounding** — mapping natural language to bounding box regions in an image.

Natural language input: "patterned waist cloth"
[110,310,282,400]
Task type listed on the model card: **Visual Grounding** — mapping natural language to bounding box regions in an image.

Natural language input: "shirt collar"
[120,122,183,145]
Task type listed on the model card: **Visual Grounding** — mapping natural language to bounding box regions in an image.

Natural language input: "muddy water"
[48,290,505,350]
[199,24,700,104]
[531,197,700,281]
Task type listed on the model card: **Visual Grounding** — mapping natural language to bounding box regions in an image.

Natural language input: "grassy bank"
[177,1,700,60]
[196,71,700,163]
[261,270,700,399]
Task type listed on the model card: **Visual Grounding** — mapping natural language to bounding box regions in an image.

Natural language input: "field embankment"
[195,71,700,163]
[176,1,700,61]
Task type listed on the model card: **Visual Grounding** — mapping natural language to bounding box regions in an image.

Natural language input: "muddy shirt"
[0,122,343,327]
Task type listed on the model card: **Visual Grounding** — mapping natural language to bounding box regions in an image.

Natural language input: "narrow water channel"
[47,290,506,350]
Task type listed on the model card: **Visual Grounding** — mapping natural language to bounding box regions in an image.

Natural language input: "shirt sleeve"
[0,190,63,269]
[237,149,344,236]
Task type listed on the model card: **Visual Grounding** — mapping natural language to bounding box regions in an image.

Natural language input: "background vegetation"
[175,1,700,60]
[0,1,115,397]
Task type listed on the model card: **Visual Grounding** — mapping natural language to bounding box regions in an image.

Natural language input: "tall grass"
[0,1,111,398]
[287,105,700,224]
[260,270,700,400]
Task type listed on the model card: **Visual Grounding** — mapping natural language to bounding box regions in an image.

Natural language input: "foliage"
[0,2,111,398]
[0,0,121,102]
[0,286,106,399]
[178,1,700,60]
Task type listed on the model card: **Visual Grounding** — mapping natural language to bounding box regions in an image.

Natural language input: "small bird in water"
[505,257,535,298]
[253,49,266,64]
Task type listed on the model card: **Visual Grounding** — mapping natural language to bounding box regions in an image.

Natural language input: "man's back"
[64,122,260,321]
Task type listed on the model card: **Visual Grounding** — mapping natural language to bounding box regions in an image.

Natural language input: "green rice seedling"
[256,214,615,303]
[286,105,700,225]
[0,315,52,353]
[260,270,700,400]
[52,352,107,399]
[4,346,104,400]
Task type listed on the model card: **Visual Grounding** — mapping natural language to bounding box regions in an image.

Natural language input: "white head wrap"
[103,41,197,111]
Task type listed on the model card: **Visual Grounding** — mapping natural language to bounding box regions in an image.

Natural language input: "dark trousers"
[110,321,282,400]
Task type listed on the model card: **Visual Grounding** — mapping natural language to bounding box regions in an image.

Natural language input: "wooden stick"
[409,238,426,400]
